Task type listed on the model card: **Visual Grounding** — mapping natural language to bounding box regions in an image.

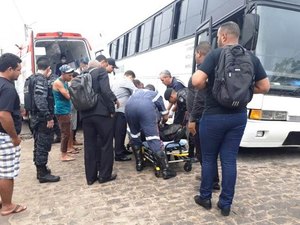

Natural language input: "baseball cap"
[164,88,174,101]
[107,58,119,69]
[59,64,74,74]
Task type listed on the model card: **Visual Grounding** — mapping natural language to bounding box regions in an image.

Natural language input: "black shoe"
[38,174,60,183]
[87,179,97,185]
[98,174,117,184]
[213,183,221,191]
[217,201,231,216]
[122,149,133,155]
[36,166,51,179]
[115,156,131,161]
[194,195,212,210]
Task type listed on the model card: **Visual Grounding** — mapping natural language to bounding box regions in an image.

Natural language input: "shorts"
[0,132,21,179]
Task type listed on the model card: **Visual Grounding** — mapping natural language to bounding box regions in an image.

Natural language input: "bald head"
[88,60,100,69]
[217,21,240,47]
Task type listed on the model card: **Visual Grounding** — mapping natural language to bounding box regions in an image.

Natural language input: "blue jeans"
[199,113,247,207]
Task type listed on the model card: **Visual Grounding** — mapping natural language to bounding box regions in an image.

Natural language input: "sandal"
[67,149,79,154]
[1,204,27,216]
[61,156,75,162]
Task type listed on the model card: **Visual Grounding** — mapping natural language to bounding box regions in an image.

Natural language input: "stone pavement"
[1,124,300,225]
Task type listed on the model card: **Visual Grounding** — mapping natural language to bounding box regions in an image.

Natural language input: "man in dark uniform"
[164,87,188,124]
[159,70,186,124]
[31,56,60,183]
[125,89,176,179]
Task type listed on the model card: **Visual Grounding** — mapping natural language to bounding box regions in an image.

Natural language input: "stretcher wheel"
[184,162,192,172]
[154,169,161,178]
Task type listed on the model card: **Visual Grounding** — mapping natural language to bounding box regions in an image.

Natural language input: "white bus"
[108,0,300,148]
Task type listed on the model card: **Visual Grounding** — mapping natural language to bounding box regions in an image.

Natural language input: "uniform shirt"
[167,77,186,91]
[33,74,54,121]
[112,77,137,113]
[128,89,168,115]
[0,77,22,134]
[199,47,267,115]
[176,88,188,113]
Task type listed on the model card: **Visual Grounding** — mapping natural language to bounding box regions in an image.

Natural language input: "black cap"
[107,58,119,69]
[164,88,173,101]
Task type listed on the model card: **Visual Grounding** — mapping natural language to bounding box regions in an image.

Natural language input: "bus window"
[110,40,118,59]
[127,28,137,56]
[177,0,204,39]
[185,0,204,35]
[115,39,120,60]
[205,0,244,23]
[152,13,162,47]
[152,6,173,48]
[117,36,124,59]
[138,20,152,52]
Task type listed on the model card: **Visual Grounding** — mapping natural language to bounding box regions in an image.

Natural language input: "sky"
[0,0,174,54]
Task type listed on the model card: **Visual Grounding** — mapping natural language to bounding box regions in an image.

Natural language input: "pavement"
[1,123,300,225]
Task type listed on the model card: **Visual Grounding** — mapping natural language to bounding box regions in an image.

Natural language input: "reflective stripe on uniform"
[152,92,160,102]
[145,135,160,141]
[130,132,141,138]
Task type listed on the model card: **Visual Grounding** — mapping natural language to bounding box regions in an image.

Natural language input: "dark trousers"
[173,109,186,125]
[82,115,114,182]
[33,121,54,166]
[113,112,127,157]
[125,102,161,153]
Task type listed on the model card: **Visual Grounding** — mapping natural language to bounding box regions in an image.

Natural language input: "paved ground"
[1,123,300,225]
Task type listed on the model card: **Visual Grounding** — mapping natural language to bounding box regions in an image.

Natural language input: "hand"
[11,136,21,146]
[188,121,196,136]
[115,100,120,109]
[47,119,54,129]
[162,114,169,124]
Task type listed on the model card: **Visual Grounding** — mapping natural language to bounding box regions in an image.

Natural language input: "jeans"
[199,113,247,207]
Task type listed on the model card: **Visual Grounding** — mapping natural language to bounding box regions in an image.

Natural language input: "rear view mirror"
[240,14,260,50]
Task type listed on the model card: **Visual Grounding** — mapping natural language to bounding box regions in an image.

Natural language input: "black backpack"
[212,45,255,109]
[69,68,98,111]
[24,74,36,112]
[159,124,186,142]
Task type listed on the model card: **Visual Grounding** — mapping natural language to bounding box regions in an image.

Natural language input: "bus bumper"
[240,120,300,148]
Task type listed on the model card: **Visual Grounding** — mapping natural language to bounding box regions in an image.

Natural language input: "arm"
[98,71,118,112]
[192,70,208,90]
[53,80,70,100]
[254,77,270,94]
[0,111,20,146]
[153,93,169,123]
